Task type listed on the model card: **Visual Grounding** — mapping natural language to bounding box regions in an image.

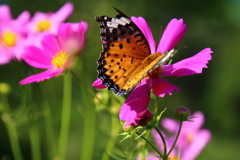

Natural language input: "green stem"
[2,113,23,160]
[167,121,182,156]
[38,81,56,159]
[136,132,162,157]
[80,81,96,160]
[42,101,55,160]
[1,93,23,160]
[29,121,41,160]
[58,73,72,160]
[101,112,120,160]
[155,127,167,157]
[140,131,150,160]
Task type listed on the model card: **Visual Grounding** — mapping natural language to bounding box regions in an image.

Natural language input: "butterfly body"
[96,8,177,96]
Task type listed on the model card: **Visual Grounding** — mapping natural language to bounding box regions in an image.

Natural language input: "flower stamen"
[37,20,51,32]
[51,51,68,68]
[1,31,17,47]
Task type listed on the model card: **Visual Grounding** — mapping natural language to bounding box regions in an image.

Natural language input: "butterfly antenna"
[159,26,163,40]
[177,46,188,50]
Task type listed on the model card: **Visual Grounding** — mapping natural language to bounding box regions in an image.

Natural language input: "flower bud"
[134,110,153,126]
[122,123,136,132]
[175,107,191,121]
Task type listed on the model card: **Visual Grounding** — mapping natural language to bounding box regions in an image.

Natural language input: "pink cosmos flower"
[149,111,211,160]
[119,17,213,125]
[26,2,74,47]
[28,2,73,34]
[19,21,88,85]
[0,5,30,64]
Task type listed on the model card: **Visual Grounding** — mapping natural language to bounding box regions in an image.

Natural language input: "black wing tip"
[98,77,128,96]
[113,7,119,12]
[112,7,129,18]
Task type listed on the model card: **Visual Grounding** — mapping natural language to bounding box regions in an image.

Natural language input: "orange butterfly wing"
[96,8,177,96]
[96,8,151,96]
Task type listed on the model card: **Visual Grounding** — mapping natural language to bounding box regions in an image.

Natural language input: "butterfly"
[96,8,177,96]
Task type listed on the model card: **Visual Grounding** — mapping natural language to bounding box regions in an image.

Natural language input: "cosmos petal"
[19,68,63,85]
[15,10,30,25]
[157,18,187,53]
[50,2,74,23]
[188,111,206,131]
[181,129,211,160]
[58,23,73,51]
[41,34,61,57]
[162,48,213,77]
[161,118,179,133]
[119,78,151,125]
[77,21,89,48]
[0,5,12,24]
[0,47,12,65]
[58,21,88,55]
[23,46,52,69]
[92,79,107,89]
[151,77,179,97]
[131,16,156,54]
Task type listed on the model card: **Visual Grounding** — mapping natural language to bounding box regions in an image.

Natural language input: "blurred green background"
[0,0,240,159]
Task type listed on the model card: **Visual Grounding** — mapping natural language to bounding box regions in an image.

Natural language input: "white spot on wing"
[120,17,131,24]
[112,18,127,26]
[107,22,119,28]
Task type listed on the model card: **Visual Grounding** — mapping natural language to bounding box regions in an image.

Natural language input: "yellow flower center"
[37,20,51,32]
[1,31,17,47]
[51,51,68,68]
[170,156,179,160]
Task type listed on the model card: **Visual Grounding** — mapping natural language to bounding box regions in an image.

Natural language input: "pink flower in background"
[150,111,211,160]
[20,21,88,85]
[119,18,213,125]
[0,5,30,64]
[28,2,73,34]
[26,2,74,47]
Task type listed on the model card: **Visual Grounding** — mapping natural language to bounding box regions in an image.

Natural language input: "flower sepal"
[119,122,144,142]
[154,107,167,126]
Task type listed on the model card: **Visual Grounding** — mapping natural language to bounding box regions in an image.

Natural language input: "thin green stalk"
[136,132,162,157]
[140,131,150,160]
[79,81,96,160]
[155,127,167,157]
[58,73,72,160]
[167,121,182,156]
[42,101,55,160]
[29,121,41,160]
[2,113,23,160]
[1,93,23,160]
[71,67,96,160]
[101,113,120,160]
[39,81,55,160]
